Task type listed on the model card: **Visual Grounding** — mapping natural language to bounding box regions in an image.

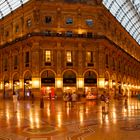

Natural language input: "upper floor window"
[14,55,18,66]
[66,51,72,63]
[45,16,52,24]
[5,31,9,37]
[14,55,18,69]
[15,25,19,33]
[86,51,94,66]
[4,58,8,71]
[87,51,93,62]
[45,50,51,62]
[66,18,73,24]
[66,31,73,37]
[25,51,29,67]
[105,54,109,68]
[86,19,93,27]
[112,57,115,70]
[27,19,32,27]
[87,32,93,38]
[118,61,121,71]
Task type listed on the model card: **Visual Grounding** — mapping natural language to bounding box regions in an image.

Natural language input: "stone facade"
[0,0,140,99]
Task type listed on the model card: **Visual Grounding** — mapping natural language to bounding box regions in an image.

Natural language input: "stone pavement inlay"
[0,98,140,140]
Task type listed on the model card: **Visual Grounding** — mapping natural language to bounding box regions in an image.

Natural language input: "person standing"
[71,92,77,106]
[100,94,106,113]
[67,93,72,107]
[63,93,68,107]
[13,92,18,112]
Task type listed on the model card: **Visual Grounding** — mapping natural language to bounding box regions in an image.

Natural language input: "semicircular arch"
[62,69,77,77]
[23,70,32,80]
[40,69,56,77]
[83,69,98,78]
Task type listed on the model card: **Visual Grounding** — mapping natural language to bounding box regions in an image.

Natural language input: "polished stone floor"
[0,97,140,140]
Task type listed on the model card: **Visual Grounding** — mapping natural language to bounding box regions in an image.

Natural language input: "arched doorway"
[13,73,20,97]
[84,71,97,99]
[63,70,76,94]
[4,75,9,99]
[24,71,32,99]
[41,70,55,99]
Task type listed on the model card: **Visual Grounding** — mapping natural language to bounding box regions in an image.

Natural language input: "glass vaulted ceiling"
[0,0,29,19]
[102,0,140,45]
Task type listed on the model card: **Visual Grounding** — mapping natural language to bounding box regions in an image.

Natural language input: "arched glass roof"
[0,0,29,19]
[102,0,140,45]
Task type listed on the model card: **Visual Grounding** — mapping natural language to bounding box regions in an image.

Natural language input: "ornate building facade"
[0,0,140,99]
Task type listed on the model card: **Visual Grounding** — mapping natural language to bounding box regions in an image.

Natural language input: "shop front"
[84,71,98,100]
[24,71,32,99]
[24,79,32,99]
[63,70,77,94]
[4,80,10,99]
[41,70,55,99]
[13,73,20,98]
[13,80,20,96]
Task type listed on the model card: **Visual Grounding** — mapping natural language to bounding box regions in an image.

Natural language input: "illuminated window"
[45,50,51,62]
[15,25,19,33]
[27,19,31,27]
[66,51,72,62]
[86,51,93,63]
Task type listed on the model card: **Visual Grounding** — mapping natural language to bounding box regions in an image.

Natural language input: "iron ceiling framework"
[102,0,140,45]
[0,0,29,19]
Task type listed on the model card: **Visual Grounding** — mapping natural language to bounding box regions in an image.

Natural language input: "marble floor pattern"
[0,98,140,140]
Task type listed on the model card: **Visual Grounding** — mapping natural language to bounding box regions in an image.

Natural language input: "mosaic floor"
[0,97,140,140]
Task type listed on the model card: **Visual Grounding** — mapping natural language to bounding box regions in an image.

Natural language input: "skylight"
[0,0,29,19]
[102,0,140,45]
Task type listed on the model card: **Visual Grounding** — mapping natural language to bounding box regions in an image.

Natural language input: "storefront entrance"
[13,80,20,97]
[41,70,55,99]
[24,79,32,99]
[13,73,20,98]
[63,70,77,94]
[24,71,32,99]
[4,80,10,99]
[84,71,97,100]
